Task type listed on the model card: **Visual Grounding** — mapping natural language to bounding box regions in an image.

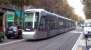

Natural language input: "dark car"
[6,26,22,39]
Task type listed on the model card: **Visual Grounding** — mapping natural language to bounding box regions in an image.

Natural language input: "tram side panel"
[34,14,59,39]
[34,14,48,39]
[45,14,58,37]
[37,14,65,37]
[58,17,66,33]
[35,14,74,39]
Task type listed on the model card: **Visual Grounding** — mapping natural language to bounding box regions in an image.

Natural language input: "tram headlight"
[26,28,30,31]
[22,31,36,36]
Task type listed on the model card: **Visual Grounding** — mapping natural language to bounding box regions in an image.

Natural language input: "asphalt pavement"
[0,30,81,50]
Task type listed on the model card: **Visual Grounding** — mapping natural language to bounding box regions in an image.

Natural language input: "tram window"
[24,12,40,29]
[38,15,46,31]
[39,17,45,27]
[47,15,56,30]
[25,13,33,22]
[24,13,33,30]
[36,12,39,17]
[58,18,64,29]
[24,12,39,22]
[26,22,32,26]
[34,12,39,29]
[25,22,32,28]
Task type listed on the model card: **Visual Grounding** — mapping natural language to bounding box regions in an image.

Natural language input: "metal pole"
[83,25,88,50]
[85,35,88,50]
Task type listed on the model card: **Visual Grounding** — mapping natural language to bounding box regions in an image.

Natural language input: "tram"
[22,9,76,40]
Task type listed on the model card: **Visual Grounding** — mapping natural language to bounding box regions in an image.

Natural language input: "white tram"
[22,9,75,40]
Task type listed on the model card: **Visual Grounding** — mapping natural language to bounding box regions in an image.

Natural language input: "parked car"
[6,25,22,39]
[84,20,91,37]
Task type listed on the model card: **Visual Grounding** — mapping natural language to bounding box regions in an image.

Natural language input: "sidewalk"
[71,27,87,50]
[72,31,91,50]
[76,27,91,50]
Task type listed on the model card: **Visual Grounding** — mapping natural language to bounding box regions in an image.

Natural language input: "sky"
[67,0,86,20]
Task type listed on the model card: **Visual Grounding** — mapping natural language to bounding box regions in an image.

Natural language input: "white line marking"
[0,39,24,46]
[71,33,83,50]
[89,48,91,50]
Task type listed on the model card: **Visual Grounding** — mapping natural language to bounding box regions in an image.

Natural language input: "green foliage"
[0,0,10,4]
[0,0,78,20]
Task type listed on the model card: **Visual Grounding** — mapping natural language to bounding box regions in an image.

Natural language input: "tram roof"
[25,9,45,12]
[25,9,73,21]
[45,11,72,21]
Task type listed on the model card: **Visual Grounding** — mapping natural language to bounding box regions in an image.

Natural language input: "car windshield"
[85,23,91,27]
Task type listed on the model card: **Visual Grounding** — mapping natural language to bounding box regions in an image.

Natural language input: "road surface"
[0,30,81,50]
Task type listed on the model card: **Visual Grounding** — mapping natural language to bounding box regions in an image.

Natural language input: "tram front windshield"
[24,12,39,31]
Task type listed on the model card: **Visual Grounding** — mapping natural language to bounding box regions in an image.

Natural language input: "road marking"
[71,33,83,50]
[89,48,91,50]
[69,30,83,34]
[0,39,24,46]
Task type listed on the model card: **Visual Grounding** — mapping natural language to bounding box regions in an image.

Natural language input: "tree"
[0,0,81,21]
[0,0,10,4]
[83,0,91,19]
